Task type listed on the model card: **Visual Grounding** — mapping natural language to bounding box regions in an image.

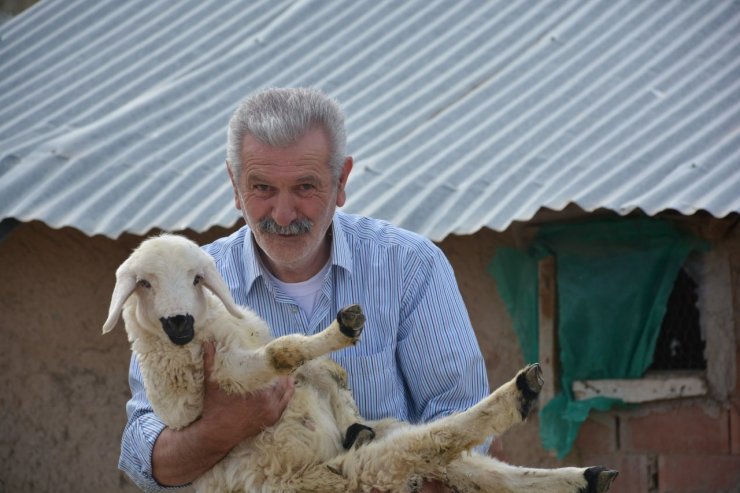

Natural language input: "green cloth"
[488,217,708,458]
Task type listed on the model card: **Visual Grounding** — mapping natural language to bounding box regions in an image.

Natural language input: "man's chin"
[258,234,307,257]
[266,232,307,244]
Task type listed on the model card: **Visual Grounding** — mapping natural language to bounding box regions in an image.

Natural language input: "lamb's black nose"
[159,314,195,346]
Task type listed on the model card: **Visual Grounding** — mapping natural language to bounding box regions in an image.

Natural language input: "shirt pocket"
[333,346,407,422]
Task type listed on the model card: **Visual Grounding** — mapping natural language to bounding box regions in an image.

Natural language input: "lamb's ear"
[201,261,244,319]
[102,265,137,334]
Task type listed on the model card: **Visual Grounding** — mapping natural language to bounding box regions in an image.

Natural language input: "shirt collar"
[241,229,264,295]
[329,212,354,276]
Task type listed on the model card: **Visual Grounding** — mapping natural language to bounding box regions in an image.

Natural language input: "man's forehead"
[245,169,322,183]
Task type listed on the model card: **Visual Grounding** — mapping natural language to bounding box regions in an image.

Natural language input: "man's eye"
[253,184,271,192]
[297,184,315,191]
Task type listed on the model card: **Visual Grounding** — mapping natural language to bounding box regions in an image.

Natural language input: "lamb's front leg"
[216,305,365,394]
[265,305,365,373]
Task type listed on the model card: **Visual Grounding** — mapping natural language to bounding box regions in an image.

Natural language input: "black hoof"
[515,363,543,419]
[582,466,618,493]
[343,423,375,449]
[337,304,365,341]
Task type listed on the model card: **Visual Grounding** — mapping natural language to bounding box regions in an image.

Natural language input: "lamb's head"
[102,234,244,346]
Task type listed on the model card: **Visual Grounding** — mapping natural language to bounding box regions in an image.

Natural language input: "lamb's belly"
[269,384,345,463]
[203,386,344,492]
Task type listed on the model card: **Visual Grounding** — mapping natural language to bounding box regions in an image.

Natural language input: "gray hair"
[227,87,347,181]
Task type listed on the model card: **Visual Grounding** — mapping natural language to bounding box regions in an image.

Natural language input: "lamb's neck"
[133,334,204,429]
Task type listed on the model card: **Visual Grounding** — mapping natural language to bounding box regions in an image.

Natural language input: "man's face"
[228,127,352,281]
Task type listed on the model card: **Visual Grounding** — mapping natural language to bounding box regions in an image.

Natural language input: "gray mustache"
[258,218,313,236]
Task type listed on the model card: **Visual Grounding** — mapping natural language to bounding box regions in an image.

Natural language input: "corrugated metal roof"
[1,0,738,240]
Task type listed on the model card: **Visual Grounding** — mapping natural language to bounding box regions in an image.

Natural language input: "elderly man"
[119,87,490,492]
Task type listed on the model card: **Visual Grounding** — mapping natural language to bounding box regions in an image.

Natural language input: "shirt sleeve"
[119,354,188,492]
[396,241,493,453]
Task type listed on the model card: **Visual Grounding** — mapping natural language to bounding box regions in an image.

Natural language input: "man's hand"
[151,341,294,486]
[199,341,295,450]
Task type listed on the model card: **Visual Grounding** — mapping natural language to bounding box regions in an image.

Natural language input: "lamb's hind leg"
[377,363,543,470]
[332,365,545,491]
[446,454,619,493]
[437,363,544,442]
[423,363,544,450]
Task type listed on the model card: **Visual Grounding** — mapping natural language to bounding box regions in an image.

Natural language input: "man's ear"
[225,160,243,211]
[336,156,353,207]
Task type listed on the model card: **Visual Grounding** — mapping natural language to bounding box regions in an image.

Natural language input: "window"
[649,268,705,371]
[567,249,735,404]
[491,217,735,457]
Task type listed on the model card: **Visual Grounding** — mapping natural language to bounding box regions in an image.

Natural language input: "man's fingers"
[277,377,295,407]
[202,341,216,383]
[263,376,294,423]
[264,376,293,405]
[200,347,293,425]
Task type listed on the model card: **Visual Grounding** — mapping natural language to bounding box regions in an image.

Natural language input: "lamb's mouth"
[166,331,194,346]
[160,315,195,346]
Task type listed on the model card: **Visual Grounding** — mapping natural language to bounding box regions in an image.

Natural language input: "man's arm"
[397,244,491,447]
[119,343,293,491]
[393,244,493,493]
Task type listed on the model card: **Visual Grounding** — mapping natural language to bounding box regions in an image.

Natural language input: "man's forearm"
[151,420,232,487]
[150,373,295,486]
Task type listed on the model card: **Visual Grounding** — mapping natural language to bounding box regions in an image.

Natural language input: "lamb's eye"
[193,275,203,286]
[137,279,151,289]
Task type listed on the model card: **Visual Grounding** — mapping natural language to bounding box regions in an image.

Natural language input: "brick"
[658,454,740,493]
[620,406,730,454]
[574,414,618,455]
[577,453,654,493]
[731,399,740,455]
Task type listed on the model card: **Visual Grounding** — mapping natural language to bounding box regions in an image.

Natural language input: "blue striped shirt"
[119,211,490,492]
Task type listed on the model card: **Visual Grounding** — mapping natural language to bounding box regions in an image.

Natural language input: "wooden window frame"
[537,246,735,405]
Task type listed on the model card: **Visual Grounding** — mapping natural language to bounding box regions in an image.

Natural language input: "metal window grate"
[650,269,706,370]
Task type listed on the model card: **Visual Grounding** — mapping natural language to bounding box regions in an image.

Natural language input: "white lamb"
[103,234,618,493]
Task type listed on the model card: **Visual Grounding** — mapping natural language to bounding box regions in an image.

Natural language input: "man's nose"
[272,193,297,227]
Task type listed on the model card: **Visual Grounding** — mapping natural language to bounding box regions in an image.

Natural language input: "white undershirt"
[262,260,332,320]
